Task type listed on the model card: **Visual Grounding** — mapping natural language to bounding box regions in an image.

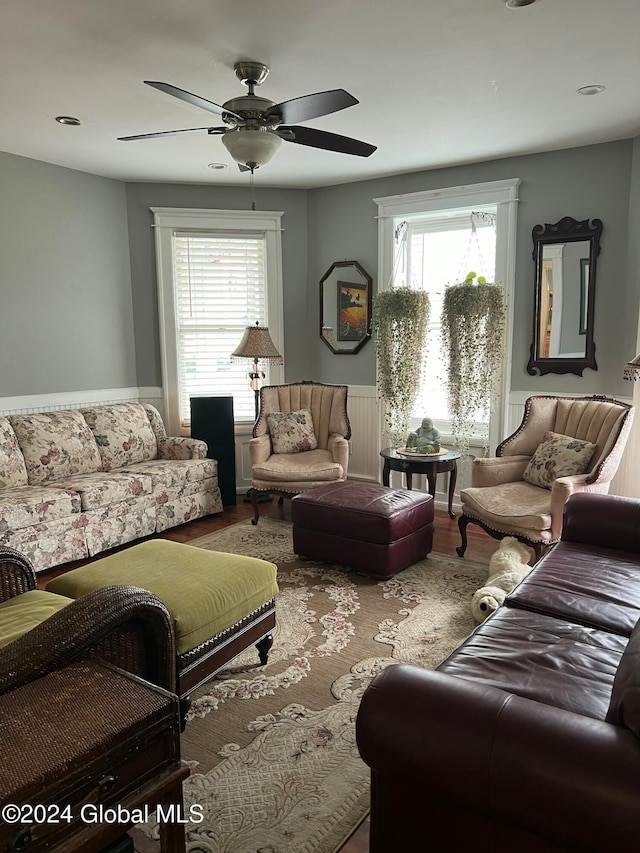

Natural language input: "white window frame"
[152,207,285,435]
[374,178,521,453]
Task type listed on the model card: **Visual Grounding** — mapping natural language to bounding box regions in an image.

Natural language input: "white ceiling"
[1,0,639,189]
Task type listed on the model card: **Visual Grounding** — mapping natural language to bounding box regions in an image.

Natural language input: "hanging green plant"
[441,271,505,453]
[372,287,430,446]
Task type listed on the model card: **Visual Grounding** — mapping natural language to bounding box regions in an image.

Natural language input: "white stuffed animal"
[471,536,533,623]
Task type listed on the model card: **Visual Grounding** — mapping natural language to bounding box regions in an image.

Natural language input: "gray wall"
[1,139,637,404]
[124,182,310,388]
[626,138,640,353]
[0,152,136,397]
[307,140,635,398]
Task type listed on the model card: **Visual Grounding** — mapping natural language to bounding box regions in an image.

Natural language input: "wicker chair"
[457,395,634,562]
[0,546,176,698]
[249,382,351,524]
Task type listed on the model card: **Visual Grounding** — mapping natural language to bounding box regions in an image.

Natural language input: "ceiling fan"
[118,61,377,172]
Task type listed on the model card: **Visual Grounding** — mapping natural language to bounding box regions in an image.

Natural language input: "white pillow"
[267,409,318,454]
[522,430,596,489]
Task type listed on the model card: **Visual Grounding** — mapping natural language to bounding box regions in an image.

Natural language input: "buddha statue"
[406,417,441,453]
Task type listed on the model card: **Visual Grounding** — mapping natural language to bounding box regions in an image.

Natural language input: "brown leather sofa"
[356,492,640,852]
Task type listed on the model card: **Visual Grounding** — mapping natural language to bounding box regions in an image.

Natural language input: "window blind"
[173,231,268,424]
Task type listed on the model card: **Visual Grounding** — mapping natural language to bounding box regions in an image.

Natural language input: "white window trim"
[152,207,285,435]
[373,179,521,453]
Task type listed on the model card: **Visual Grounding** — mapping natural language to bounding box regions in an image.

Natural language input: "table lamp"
[231,321,283,419]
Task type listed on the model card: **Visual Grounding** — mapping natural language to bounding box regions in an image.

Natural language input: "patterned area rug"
[135,518,486,853]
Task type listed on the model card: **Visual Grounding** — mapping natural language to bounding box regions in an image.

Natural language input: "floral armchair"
[457,395,634,561]
[249,382,351,524]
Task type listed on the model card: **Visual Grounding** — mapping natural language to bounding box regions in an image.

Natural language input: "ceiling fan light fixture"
[221,128,282,169]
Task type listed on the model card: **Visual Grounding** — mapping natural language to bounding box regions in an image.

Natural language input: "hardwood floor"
[37,498,499,853]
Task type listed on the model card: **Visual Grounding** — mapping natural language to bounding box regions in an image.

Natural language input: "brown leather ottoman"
[291,481,434,579]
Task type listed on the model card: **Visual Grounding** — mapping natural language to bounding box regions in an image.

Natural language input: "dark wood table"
[380,447,461,518]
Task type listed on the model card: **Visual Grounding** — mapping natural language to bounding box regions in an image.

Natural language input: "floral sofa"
[0,402,223,571]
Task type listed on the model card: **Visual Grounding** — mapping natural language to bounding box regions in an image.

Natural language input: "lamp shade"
[231,323,283,363]
[623,353,640,380]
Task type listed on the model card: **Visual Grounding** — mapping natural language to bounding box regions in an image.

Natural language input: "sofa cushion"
[0,485,81,532]
[437,607,626,721]
[81,403,158,471]
[9,411,102,485]
[120,458,216,490]
[522,430,596,489]
[507,539,640,637]
[606,619,640,736]
[0,589,73,648]
[267,409,318,454]
[0,418,28,489]
[52,472,154,511]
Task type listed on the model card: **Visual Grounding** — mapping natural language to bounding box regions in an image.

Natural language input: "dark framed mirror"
[319,260,372,354]
[527,216,602,376]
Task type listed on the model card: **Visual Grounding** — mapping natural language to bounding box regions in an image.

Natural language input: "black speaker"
[190,396,236,506]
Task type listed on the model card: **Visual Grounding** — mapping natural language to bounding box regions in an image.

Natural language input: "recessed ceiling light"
[577,85,606,96]
[55,116,81,126]
[207,162,228,170]
[505,0,538,7]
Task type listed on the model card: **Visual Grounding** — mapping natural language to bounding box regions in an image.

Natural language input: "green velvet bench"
[46,539,278,722]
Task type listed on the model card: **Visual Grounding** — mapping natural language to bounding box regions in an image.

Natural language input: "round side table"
[380,447,461,519]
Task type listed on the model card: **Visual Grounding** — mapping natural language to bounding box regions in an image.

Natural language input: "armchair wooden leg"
[456,514,470,557]
[251,489,260,525]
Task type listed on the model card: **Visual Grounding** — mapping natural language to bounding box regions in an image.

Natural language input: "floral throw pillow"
[267,409,318,454]
[523,430,597,489]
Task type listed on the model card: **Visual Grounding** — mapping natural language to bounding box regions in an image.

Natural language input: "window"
[374,179,520,450]
[152,208,284,435]
[399,212,497,426]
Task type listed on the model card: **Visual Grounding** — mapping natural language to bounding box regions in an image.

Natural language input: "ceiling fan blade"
[266,89,358,125]
[117,126,224,141]
[279,125,376,157]
[144,81,242,120]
